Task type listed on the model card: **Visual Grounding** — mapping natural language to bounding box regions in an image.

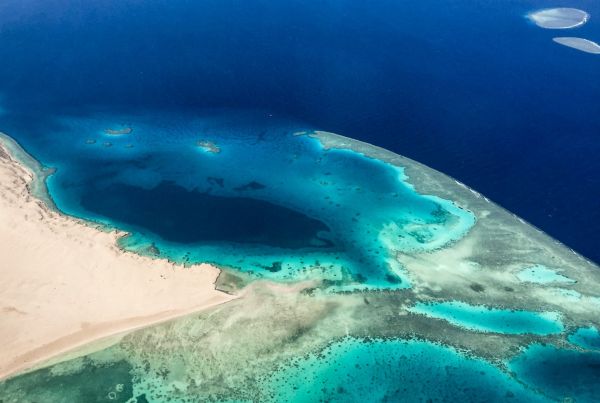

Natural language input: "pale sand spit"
[0,139,236,380]
[553,37,600,54]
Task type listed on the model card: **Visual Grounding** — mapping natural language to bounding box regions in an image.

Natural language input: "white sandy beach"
[0,141,235,380]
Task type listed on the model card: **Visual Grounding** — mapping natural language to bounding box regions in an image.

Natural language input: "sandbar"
[197,140,221,153]
[528,8,589,29]
[553,37,600,54]
[0,136,235,380]
[105,127,133,135]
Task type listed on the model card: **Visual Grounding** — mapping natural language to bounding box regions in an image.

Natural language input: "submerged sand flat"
[0,136,235,379]
[528,8,589,29]
[553,37,600,54]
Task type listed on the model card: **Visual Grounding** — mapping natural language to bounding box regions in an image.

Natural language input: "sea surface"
[0,0,598,262]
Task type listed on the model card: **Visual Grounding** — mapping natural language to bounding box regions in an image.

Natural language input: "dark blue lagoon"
[510,344,600,402]
[80,180,333,249]
[267,338,549,402]
[2,111,474,288]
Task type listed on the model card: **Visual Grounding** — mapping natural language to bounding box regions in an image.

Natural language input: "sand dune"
[0,138,235,380]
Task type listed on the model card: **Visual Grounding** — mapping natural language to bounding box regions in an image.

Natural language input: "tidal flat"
[0,113,599,402]
[528,8,590,29]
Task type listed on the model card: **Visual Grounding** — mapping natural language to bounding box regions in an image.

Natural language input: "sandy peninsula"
[0,138,235,380]
[105,127,133,135]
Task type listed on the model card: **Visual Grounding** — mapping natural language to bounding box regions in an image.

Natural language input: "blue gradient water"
[1,111,474,289]
[0,0,598,261]
[0,337,560,402]
[569,327,600,350]
[409,301,564,335]
[266,338,549,402]
[515,264,575,284]
[510,344,600,401]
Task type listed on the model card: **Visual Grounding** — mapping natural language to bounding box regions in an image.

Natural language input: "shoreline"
[1,298,233,381]
[0,132,127,236]
[0,132,58,212]
[0,135,237,380]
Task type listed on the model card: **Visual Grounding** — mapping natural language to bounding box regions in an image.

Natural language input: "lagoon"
[409,301,564,335]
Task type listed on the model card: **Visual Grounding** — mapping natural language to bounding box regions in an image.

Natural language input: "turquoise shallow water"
[515,265,575,284]
[409,301,564,335]
[3,111,475,289]
[509,344,600,402]
[264,338,549,402]
[0,359,136,403]
[0,337,553,403]
[569,327,600,351]
[0,113,596,402]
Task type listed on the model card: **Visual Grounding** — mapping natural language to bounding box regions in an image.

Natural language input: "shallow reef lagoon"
[509,344,600,401]
[3,112,600,403]
[1,0,600,402]
[267,338,550,402]
[515,264,575,284]
[6,112,478,289]
[409,301,564,335]
[569,326,600,350]
[0,338,556,402]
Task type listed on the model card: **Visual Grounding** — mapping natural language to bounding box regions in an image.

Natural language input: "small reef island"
[0,115,599,402]
[105,127,133,136]
[553,37,600,54]
[196,139,221,153]
[528,8,590,29]
[529,7,599,55]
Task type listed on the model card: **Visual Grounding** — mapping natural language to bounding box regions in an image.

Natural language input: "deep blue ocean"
[0,0,598,262]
